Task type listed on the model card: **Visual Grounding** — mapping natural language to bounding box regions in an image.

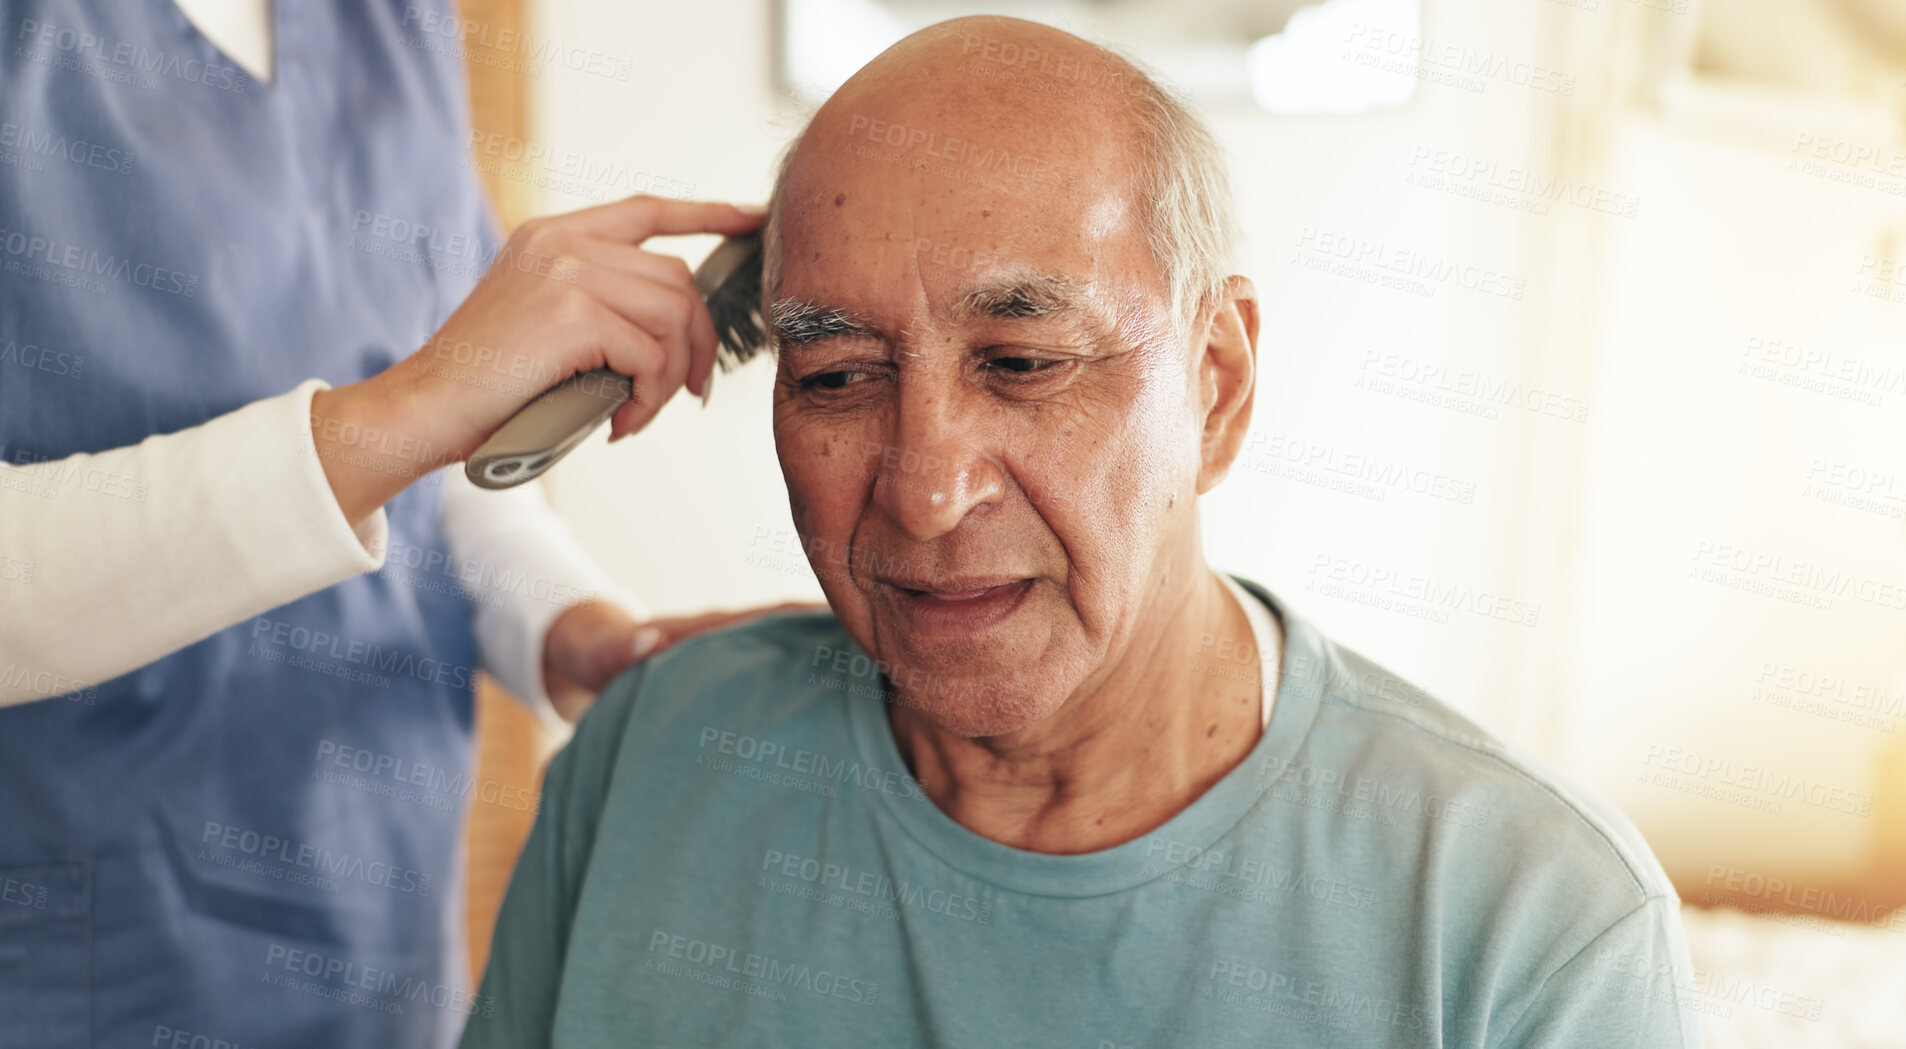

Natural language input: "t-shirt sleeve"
[459,667,648,1049]
[1487,895,1705,1049]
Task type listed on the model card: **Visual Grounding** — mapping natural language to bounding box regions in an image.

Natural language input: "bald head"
[761,16,1236,335]
[823,16,1149,161]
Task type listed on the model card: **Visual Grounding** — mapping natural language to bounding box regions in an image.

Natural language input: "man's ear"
[1195,275,1259,494]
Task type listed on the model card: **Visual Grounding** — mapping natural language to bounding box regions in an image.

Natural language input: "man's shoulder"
[1286,619,1675,914]
[650,607,855,685]
[1283,628,1699,1044]
[572,608,858,764]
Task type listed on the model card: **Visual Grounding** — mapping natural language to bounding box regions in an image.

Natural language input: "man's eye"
[802,369,869,391]
[987,356,1058,375]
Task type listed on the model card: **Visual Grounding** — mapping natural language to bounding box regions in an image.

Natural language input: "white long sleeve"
[0,379,647,713]
[438,469,645,719]
[0,379,387,706]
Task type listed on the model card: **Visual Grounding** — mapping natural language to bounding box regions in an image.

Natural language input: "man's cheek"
[781,434,877,576]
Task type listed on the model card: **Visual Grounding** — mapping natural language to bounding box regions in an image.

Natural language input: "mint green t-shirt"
[461,580,1701,1048]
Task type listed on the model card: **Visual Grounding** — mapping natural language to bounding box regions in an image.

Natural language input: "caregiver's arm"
[442,474,819,724]
[313,195,762,526]
[0,389,652,710]
[0,196,759,706]
[0,380,384,706]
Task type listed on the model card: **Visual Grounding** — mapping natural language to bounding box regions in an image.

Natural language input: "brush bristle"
[703,235,767,369]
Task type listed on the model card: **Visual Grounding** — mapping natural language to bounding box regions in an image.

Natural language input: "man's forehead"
[770,181,1156,347]
[782,39,1131,223]
[792,105,1108,204]
[775,134,1137,282]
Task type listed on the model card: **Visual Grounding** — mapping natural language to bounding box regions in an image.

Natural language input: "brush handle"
[464,232,759,490]
[464,367,632,489]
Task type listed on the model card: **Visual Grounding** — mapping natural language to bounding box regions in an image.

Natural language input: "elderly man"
[462,16,1700,1049]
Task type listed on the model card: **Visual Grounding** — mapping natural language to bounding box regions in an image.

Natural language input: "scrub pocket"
[0,862,89,1048]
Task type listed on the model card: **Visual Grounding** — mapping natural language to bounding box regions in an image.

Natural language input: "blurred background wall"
[458,0,1906,1038]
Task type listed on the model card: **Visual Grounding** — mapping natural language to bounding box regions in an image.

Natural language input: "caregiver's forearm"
[0,380,386,706]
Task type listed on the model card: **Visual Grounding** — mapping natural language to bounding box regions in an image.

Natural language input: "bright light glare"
[783,0,908,101]
[1250,0,1419,114]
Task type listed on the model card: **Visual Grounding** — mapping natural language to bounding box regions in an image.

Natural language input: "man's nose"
[870,387,1004,542]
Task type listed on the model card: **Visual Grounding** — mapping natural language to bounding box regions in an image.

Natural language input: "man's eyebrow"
[954,273,1081,320]
[769,299,883,345]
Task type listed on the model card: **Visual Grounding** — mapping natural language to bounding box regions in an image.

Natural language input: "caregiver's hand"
[541,600,823,722]
[310,195,765,526]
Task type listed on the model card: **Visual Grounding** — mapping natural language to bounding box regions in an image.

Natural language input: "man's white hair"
[761,37,1238,337]
[1119,56,1240,331]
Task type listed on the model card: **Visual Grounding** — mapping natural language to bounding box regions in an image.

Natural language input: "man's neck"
[890,564,1264,855]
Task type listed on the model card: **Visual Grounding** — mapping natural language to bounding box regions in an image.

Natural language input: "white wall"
[1557,89,1906,887]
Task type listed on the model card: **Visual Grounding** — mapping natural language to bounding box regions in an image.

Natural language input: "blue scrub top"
[1,3,495,1046]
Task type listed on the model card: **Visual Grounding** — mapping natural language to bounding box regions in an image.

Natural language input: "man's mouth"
[879,576,1035,638]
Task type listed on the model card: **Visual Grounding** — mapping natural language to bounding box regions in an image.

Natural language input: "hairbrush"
[465,232,766,489]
